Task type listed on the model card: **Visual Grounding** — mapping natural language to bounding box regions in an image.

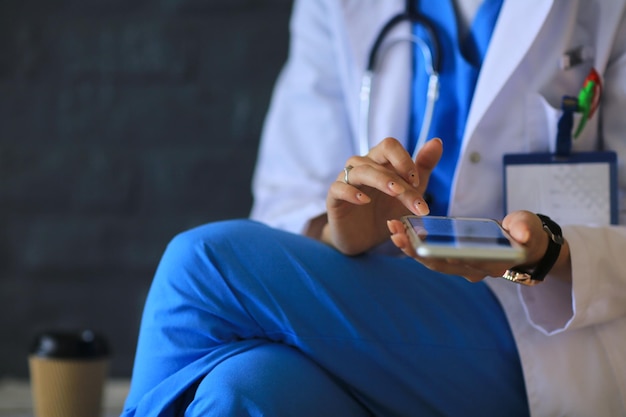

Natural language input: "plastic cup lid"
[30,330,110,359]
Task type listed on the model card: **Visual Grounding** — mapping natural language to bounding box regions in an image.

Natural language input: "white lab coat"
[251,0,626,415]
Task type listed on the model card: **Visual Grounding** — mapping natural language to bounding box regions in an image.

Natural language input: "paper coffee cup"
[29,330,110,417]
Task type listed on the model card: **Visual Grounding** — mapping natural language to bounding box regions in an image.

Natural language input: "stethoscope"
[358,0,442,159]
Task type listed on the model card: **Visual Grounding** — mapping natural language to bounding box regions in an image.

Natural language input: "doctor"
[252,1,626,414]
[123,0,626,416]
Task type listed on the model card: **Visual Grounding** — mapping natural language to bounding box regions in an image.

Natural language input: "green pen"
[574,68,602,139]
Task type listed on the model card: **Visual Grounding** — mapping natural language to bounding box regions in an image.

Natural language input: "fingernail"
[357,192,371,203]
[408,171,419,188]
[414,199,430,215]
[388,181,405,194]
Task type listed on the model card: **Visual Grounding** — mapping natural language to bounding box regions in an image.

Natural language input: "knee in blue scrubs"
[185,343,370,417]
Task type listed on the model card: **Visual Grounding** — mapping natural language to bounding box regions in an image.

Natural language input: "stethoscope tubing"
[358,5,441,160]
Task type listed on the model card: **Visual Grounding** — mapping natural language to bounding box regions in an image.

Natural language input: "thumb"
[414,138,443,195]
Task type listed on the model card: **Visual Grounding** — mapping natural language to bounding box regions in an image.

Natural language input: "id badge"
[503,152,618,226]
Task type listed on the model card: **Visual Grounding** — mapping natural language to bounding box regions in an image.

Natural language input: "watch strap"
[502,214,563,285]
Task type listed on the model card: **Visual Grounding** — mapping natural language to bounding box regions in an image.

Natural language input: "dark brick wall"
[0,0,292,378]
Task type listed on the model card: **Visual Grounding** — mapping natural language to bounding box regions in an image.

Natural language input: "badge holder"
[503,70,618,226]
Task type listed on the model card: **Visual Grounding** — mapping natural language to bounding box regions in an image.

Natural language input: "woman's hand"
[387,210,564,283]
[321,137,443,255]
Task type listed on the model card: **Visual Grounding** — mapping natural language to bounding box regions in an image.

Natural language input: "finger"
[387,219,405,235]
[340,164,429,215]
[502,211,549,266]
[502,210,536,244]
[387,219,416,247]
[388,220,418,257]
[339,155,404,186]
[389,233,416,257]
[418,258,492,282]
[414,138,443,196]
[339,164,407,193]
[327,180,371,209]
[366,137,419,187]
[448,259,511,278]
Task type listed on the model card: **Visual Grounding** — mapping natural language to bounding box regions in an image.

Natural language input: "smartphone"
[400,215,526,262]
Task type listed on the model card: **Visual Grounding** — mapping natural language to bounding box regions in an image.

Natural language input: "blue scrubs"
[122,220,528,416]
[411,0,504,215]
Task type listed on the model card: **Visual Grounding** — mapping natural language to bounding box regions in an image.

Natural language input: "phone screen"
[408,217,510,246]
[402,216,525,261]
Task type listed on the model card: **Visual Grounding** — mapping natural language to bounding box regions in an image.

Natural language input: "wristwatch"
[502,214,564,286]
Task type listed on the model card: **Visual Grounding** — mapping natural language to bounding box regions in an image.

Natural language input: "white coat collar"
[464,0,557,142]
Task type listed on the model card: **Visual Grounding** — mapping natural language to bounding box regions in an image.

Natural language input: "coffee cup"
[29,330,110,417]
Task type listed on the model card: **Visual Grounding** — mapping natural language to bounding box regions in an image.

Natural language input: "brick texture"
[0,0,292,378]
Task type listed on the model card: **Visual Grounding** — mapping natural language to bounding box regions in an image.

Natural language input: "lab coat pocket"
[525,92,583,153]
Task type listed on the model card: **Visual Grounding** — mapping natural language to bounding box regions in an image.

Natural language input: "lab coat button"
[469,152,481,163]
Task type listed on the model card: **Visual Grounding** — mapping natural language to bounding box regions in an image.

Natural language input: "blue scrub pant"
[122,220,529,417]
